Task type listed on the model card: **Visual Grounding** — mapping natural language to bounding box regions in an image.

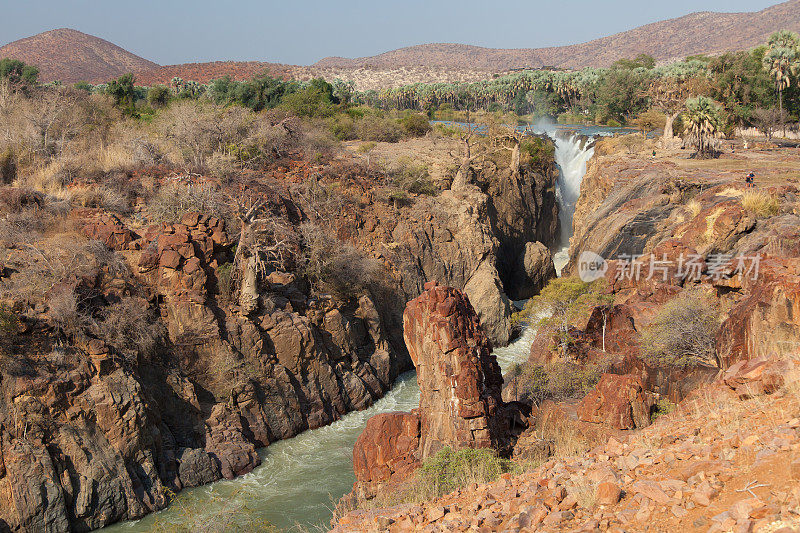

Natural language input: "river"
[103,127,596,533]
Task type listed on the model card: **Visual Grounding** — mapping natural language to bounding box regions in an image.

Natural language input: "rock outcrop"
[381,155,559,346]
[404,282,508,459]
[0,206,410,531]
[350,284,519,500]
[335,360,800,532]
[577,373,653,430]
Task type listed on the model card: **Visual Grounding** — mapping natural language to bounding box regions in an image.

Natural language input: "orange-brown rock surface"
[577,373,653,430]
[404,282,508,459]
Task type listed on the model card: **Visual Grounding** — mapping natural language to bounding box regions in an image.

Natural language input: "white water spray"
[546,132,595,274]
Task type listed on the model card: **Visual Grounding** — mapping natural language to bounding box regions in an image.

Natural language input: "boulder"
[577,373,652,430]
[510,241,557,300]
[721,356,799,398]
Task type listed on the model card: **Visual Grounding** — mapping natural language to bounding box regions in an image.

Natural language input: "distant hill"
[0,28,157,83]
[132,61,304,86]
[314,0,800,70]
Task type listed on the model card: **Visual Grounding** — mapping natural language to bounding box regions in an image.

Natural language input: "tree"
[280,85,335,118]
[632,109,666,137]
[106,73,137,112]
[613,54,656,70]
[683,96,724,158]
[762,32,800,136]
[147,84,171,107]
[644,61,707,142]
[752,107,781,139]
[708,49,774,127]
[0,58,38,90]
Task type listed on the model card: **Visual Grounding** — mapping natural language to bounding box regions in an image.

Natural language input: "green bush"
[513,277,611,352]
[416,447,512,500]
[651,397,677,420]
[400,113,432,137]
[280,86,335,118]
[0,306,18,335]
[147,85,171,107]
[325,114,356,140]
[521,137,555,172]
[216,262,234,301]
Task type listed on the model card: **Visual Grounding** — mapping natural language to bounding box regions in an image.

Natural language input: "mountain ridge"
[314,0,800,70]
[1,1,799,86]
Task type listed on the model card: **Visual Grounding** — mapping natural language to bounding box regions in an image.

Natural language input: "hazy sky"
[1,0,783,65]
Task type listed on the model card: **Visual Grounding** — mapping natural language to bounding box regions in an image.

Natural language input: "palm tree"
[763,31,800,136]
[683,96,724,158]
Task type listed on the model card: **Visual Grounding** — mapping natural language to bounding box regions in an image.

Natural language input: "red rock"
[403,285,508,459]
[181,212,201,227]
[159,250,182,269]
[577,373,652,430]
[73,209,137,250]
[352,412,420,484]
[596,482,622,505]
[791,459,800,480]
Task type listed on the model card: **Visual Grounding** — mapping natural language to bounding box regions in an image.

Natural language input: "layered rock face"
[0,207,407,531]
[562,144,800,377]
[381,160,558,346]
[350,284,516,498]
[404,283,508,459]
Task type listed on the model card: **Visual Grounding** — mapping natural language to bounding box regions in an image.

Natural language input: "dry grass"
[684,199,702,220]
[741,190,780,218]
[570,480,598,510]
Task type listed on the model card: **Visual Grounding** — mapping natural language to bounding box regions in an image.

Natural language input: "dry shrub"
[640,289,720,368]
[147,182,230,223]
[299,125,338,163]
[0,210,48,243]
[741,190,780,218]
[507,358,608,405]
[685,199,702,218]
[387,157,436,196]
[300,222,379,300]
[69,186,130,213]
[97,297,166,363]
[354,115,403,143]
[47,286,87,338]
[0,186,45,212]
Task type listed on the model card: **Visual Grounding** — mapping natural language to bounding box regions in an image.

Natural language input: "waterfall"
[547,132,595,274]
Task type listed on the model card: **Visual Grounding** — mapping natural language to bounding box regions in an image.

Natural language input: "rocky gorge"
[0,131,560,531]
[334,135,800,531]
